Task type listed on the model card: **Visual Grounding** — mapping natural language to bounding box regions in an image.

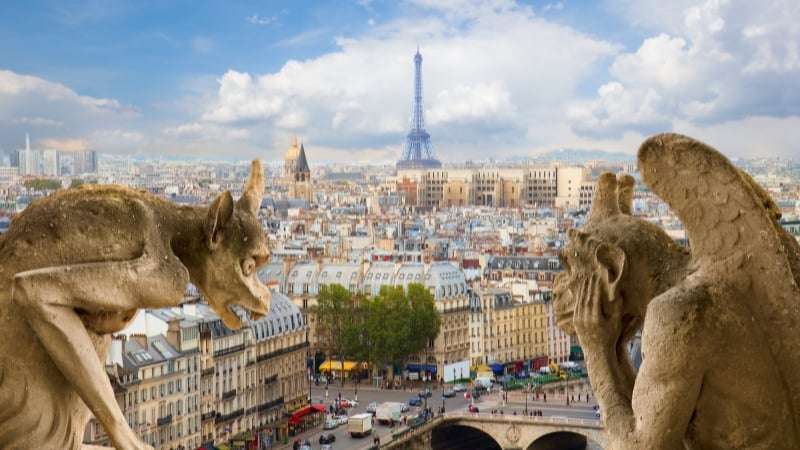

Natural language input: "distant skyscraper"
[397,48,442,170]
[74,150,98,174]
[42,149,60,177]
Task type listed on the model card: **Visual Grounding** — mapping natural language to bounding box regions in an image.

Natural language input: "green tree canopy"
[313,284,353,362]
[23,179,62,191]
[334,283,441,378]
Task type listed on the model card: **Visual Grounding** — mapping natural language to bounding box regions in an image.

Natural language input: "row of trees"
[314,283,441,380]
[23,178,88,190]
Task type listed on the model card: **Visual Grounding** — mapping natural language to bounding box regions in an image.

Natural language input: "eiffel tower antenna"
[397,47,442,170]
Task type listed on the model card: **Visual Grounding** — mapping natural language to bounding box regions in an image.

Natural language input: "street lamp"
[525,385,528,415]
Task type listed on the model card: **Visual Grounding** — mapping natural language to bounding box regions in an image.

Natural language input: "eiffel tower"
[397,47,442,170]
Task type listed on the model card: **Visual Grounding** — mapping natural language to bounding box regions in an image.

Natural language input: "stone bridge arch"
[388,412,607,450]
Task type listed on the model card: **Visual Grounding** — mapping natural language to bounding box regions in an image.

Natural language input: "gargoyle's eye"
[242,257,255,276]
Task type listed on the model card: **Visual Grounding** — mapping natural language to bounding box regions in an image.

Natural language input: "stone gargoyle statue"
[0,160,272,449]
[554,133,800,449]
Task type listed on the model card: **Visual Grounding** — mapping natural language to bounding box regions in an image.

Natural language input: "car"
[319,433,336,444]
[292,438,311,450]
[338,398,358,407]
[452,383,466,392]
[468,405,480,413]
[419,388,432,398]
[443,389,456,398]
[323,419,339,430]
[336,414,349,424]
[400,402,410,412]
[595,405,601,418]
[320,445,333,450]
[408,396,421,406]
[366,401,378,414]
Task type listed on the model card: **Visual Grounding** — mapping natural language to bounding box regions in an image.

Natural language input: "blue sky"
[1,0,798,162]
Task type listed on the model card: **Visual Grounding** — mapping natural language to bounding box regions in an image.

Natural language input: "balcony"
[221,389,236,400]
[256,342,310,363]
[156,415,173,427]
[201,367,215,378]
[201,411,216,422]
[213,343,245,358]
[258,396,284,412]
[215,408,244,424]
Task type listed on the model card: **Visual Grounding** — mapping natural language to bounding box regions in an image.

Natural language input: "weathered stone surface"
[0,160,272,449]
[554,133,800,449]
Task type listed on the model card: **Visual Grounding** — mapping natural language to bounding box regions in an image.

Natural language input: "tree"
[313,284,352,376]
[69,178,84,188]
[23,179,61,191]
[315,283,442,383]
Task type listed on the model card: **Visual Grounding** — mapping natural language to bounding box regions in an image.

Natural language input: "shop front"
[287,405,327,437]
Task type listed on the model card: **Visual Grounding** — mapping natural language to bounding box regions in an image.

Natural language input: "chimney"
[131,333,148,349]
[106,335,124,366]
[166,319,181,351]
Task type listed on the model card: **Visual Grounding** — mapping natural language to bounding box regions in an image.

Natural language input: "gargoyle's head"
[197,160,271,330]
[553,173,637,337]
[553,172,687,339]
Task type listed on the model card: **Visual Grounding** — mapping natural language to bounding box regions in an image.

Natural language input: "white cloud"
[568,0,800,146]
[188,2,617,160]
[4,0,799,161]
[12,116,64,127]
[248,14,277,26]
[0,70,142,152]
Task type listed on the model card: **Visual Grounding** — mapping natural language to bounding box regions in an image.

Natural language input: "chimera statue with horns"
[0,160,271,449]
[554,133,800,449]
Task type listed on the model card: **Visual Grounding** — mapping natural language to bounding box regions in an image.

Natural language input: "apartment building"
[86,292,307,450]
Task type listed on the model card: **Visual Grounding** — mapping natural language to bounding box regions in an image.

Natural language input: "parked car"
[452,383,466,392]
[443,389,456,398]
[419,388,432,398]
[337,414,349,424]
[409,396,421,406]
[400,402,410,412]
[293,438,311,450]
[366,401,378,415]
[319,433,336,444]
[323,419,339,430]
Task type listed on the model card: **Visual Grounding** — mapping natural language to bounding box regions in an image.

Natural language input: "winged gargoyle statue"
[554,133,800,449]
[0,160,271,449]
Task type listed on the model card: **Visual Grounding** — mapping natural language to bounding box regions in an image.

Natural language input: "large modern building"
[396,165,594,209]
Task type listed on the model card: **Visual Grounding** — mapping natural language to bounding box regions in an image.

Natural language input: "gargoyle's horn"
[238,159,265,215]
[617,174,634,215]
[588,172,620,222]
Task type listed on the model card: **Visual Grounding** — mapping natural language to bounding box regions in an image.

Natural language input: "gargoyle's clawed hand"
[573,269,623,351]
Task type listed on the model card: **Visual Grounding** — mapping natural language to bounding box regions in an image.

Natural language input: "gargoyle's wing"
[638,132,800,426]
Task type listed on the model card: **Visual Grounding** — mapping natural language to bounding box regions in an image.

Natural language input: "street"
[272,382,600,449]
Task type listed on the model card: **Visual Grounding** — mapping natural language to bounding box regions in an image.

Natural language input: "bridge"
[385,411,607,450]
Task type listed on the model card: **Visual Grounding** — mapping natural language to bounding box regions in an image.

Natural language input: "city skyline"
[1,0,798,162]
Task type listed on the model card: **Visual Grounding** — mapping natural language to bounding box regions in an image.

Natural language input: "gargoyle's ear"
[237,159,265,216]
[206,191,234,250]
[594,242,625,301]
[617,174,634,215]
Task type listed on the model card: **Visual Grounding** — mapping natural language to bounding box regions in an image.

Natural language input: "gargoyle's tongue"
[218,307,243,330]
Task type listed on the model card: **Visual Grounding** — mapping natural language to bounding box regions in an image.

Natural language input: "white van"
[474,377,494,389]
